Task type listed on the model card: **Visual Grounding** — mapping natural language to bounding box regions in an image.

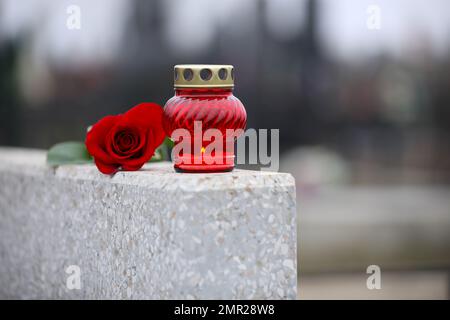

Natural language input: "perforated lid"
[173,64,234,88]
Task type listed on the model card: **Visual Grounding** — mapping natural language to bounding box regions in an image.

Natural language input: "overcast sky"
[1,0,449,66]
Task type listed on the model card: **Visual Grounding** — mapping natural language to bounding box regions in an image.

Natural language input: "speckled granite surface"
[0,148,297,299]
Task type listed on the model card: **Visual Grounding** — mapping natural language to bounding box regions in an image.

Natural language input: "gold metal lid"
[174,64,234,88]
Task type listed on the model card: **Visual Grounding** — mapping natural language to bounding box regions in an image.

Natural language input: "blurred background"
[1,0,449,299]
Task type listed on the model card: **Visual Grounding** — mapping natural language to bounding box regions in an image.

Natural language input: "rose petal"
[122,103,161,126]
[123,103,165,148]
[106,124,147,161]
[114,128,155,167]
[86,103,166,174]
[86,115,121,165]
[121,163,144,171]
[94,158,119,174]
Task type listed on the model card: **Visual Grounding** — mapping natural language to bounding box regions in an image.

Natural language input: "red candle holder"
[163,65,247,173]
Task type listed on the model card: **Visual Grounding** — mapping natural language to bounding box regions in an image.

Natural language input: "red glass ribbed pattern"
[163,88,247,172]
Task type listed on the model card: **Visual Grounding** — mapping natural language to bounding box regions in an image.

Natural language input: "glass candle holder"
[163,65,247,173]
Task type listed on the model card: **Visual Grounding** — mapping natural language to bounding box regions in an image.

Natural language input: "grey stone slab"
[0,148,297,299]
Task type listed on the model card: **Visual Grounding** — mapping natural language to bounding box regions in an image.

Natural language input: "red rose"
[86,103,165,174]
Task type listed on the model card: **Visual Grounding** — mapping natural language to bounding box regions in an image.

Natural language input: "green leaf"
[163,136,174,149]
[47,141,92,166]
[149,146,164,162]
[149,137,173,162]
